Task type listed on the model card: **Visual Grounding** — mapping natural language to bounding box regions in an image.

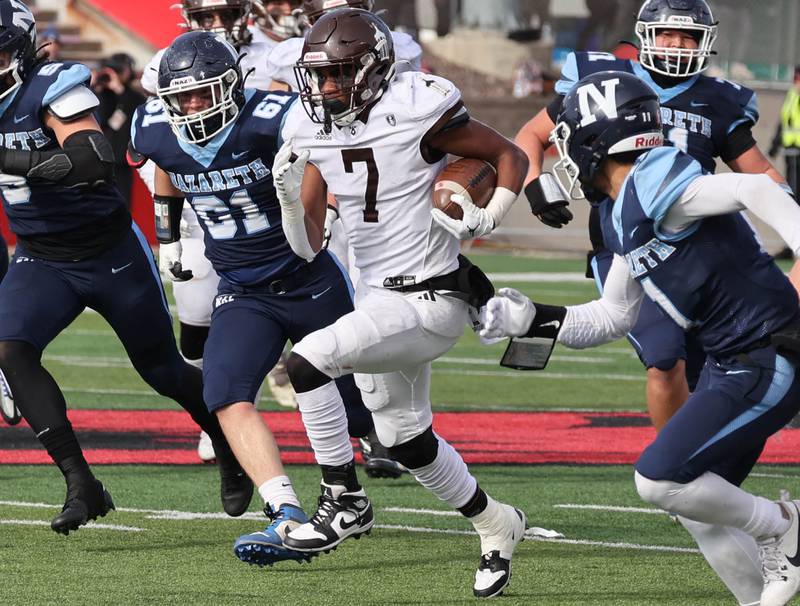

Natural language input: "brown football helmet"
[300,0,374,25]
[252,0,304,40]
[181,0,253,48]
[295,8,394,129]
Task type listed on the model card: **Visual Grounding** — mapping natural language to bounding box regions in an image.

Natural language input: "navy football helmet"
[551,71,663,200]
[157,31,244,144]
[0,0,37,101]
[181,0,253,48]
[636,0,717,78]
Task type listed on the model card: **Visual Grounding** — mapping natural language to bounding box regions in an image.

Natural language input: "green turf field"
[1,252,798,605]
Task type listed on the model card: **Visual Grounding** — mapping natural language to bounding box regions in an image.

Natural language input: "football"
[432,158,497,220]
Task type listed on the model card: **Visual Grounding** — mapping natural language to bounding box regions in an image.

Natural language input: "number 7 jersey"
[131,89,302,280]
[280,70,464,288]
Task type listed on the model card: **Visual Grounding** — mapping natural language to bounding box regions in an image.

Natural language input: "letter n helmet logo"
[577,78,620,127]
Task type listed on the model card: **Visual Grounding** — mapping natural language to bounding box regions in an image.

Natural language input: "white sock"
[408,435,477,508]
[258,475,301,512]
[635,471,791,540]
[183,356,203,370]
[679,517,763,605]
[295,381,353,467]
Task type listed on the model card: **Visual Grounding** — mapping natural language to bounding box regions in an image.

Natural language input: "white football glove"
[322,204,339,250]
[479,287,537,340]
[431,193,494,240]
[273,138,310,210]
[158,241,193,282]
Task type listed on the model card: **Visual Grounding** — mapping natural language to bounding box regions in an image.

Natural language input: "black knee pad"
[179,323,209,361]
[286,352,329,393]
[387,426,439,469]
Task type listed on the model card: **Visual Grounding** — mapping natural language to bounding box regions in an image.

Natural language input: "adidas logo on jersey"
[314,129,332,141]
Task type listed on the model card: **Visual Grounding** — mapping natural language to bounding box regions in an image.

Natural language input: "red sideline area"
[3,410,800,465]
[81,0,183,49]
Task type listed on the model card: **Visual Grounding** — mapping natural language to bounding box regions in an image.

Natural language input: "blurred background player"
[0,0,251,534]
[131,30,384,565]
[93,52,146,209]
[769,64,800,259]
[484,70,800,606]
[251,0,304,45]
[276,9,528,598]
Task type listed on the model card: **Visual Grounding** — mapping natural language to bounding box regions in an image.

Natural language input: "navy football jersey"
[556,52,758,172]
[598,147,798,357]
[131,90,301,283]
[0,61,127,237]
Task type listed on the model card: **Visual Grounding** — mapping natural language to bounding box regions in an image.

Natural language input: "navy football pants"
[636,345,800,485]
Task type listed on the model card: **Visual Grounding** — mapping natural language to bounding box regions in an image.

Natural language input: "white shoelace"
[760,538,787,583]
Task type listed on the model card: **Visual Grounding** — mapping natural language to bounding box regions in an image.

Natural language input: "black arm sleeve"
[0,129,115,186]
[719,122,758,163]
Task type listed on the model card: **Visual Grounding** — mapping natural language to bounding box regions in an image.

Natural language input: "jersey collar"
[632,62,699,104]
[176,88,256,169]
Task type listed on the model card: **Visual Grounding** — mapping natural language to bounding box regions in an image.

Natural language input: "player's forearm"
[514,112,554,185]
[559,255,643,349]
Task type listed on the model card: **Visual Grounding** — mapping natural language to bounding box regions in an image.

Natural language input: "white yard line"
[436,369,645,381]
[0,519,144,531]
[487,272,588,283]
[0,500,698,554]
[555,504,667,515]
[438,355,614,365]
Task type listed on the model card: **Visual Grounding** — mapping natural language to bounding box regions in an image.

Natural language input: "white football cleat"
[283,482,373,553]
[472,501,527,598]
[760,499,800,606]
[197,431,216,463]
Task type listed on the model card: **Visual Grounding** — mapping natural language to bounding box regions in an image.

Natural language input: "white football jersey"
[140,32,279,95]
[265,30,423,92]
[282,70,463,288]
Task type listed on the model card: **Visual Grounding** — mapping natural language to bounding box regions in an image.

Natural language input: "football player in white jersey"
[273,9,530,598]
[264,0,423,93]
[135,0,298,463]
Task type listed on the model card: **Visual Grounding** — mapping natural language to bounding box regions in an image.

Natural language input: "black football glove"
[525,173,573,228]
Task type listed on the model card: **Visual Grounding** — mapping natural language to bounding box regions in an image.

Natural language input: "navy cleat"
[51,479,115,535]
[233,504,313,567]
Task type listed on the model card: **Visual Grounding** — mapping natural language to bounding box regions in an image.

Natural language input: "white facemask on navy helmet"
[551,71,664,200]
[636,0,717,78]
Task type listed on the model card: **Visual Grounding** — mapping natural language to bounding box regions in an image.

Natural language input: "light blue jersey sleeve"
[728,90,759,134]
[554,52,579,96]
[42,64,92,107]
[632,147,704,241]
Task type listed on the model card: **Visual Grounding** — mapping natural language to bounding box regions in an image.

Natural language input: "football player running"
[515,0,788,430]
[485,71,800,606]
[263,0,423,477]
[276,9,529,598]
[130,30,384,567]
[514,7,791,599]
[135,0,301,464]
[0,0,252,534]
